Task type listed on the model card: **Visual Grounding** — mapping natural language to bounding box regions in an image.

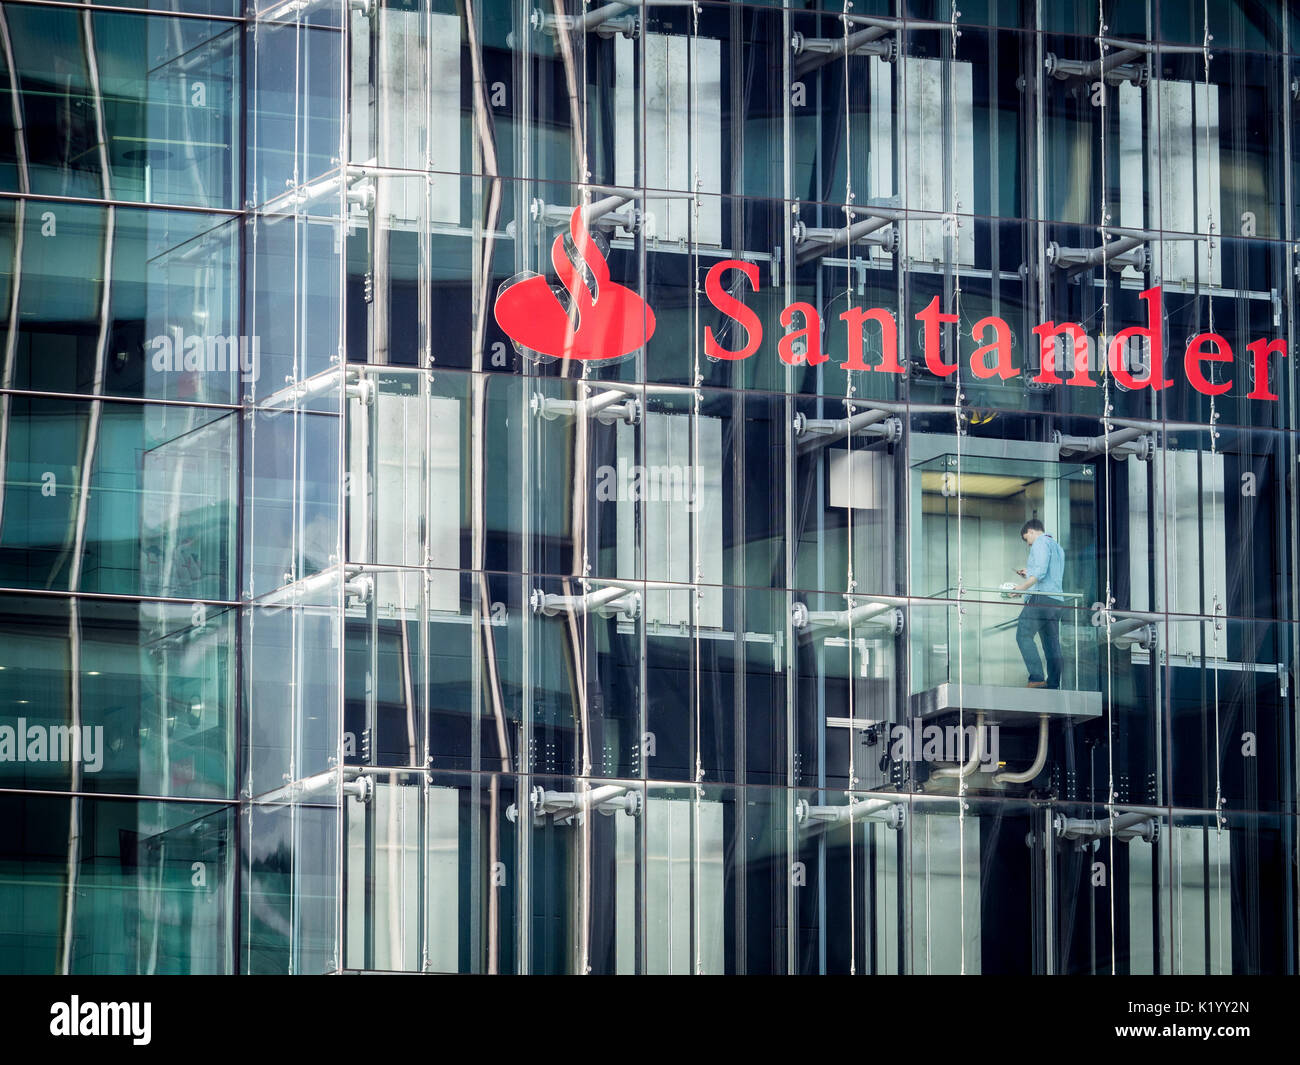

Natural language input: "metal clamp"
[793,405,903,450]
[531,389,641,426]
[531,586,641,621]
[508,784,643,825]
[796,797,907,831]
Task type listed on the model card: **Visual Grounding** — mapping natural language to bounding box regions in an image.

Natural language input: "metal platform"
[909,683,1103,722]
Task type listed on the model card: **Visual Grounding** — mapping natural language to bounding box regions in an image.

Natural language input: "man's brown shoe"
[1027,681,1047,688]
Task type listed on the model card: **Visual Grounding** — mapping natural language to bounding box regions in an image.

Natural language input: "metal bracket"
[344,572,373,607]
[790,15,952,78]
[264,0,370,23]
[531,585,641,621]
[793,205,946,266]
[343,774,373,803]
[1054,426,1155,461]
[508,784,643,825]
[531,389,642,426]
[530,1,700,41]
[1046,228,1206,278]
[1054,811,1160,843]
[791,27,896,73]
[528,195,641,235]
[793,404,903,451]
[1097,610,1160,652]
[1044,38,1205,89]
[796,797,907,831]
[259,367,370,414]
[793,598,904,637]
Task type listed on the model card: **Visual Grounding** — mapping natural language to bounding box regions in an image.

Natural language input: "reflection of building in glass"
[0,0,1297,976]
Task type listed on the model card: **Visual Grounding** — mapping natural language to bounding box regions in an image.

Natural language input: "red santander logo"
[492,211,1289,400]
[494,206,656,362]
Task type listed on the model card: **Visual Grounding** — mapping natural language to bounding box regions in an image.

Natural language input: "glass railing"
[910,589,1094,694]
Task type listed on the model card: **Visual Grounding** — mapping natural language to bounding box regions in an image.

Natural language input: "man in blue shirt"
[1011,518,1065,689]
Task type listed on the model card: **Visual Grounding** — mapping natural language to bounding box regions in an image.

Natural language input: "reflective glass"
[1,0,1298,976]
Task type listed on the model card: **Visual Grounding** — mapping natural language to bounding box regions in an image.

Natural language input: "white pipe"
[931,714,986,779]
[993,714,1049,784]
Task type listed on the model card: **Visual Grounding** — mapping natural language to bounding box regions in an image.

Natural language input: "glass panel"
[0,794,233,974]
[0,397,237,598]
[0,5,239,209]
[4,0,1299,977]
[0,202,242,405]
[0,592,235,798]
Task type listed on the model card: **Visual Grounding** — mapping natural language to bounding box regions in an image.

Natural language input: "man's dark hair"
[1020,518,1045,537]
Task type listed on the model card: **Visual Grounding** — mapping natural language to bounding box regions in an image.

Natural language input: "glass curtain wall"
[239,0,1294,976]
[2,0,1299,975]
[0,0,241,972]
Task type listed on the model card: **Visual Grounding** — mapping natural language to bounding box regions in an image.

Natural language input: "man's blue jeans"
[1016,594,1062,688]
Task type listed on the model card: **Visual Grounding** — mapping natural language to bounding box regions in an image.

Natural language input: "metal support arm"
[531,388,642,426]
[793,206,946,266]
[530,585,641,621]
[794,406,904,451]
[1097,611,1161,651]
[792,599,905,637]
[797,797,907,831]
[1044,38,1207,87]
[791,15,953,78]
[1055,426,1154,461]
[1047,227,1205,275]
[531,1,700,41]
[530,194,640,234]
[1055,811,1159,843]
[507,784,643,824]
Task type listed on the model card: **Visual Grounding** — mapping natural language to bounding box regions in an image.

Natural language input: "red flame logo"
[493,206,655,362]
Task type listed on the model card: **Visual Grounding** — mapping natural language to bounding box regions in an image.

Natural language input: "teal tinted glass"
[0,397,237,599]
[0,592,236,798]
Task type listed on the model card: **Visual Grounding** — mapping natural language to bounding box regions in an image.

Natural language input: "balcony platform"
[909,682,1103,722]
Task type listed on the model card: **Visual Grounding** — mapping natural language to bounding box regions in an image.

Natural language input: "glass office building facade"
[0,0,1298,975]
